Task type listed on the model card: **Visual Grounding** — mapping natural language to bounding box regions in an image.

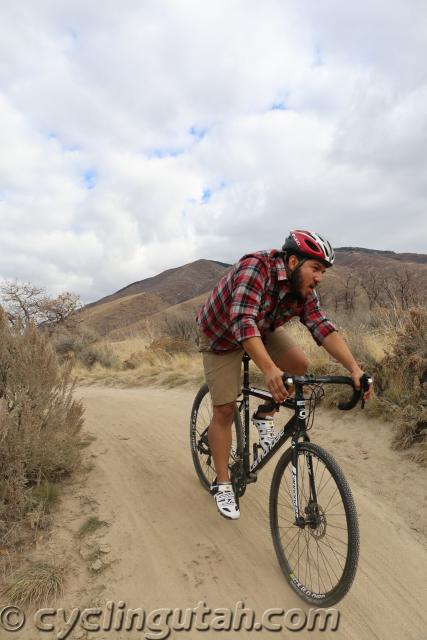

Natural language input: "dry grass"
[31,481,59,510]
[71,306,426,462]
[71,314,394,390]
[0,561,65,606]
[0,310,84,546]
[73,348,205,389]
[78,516,109,537]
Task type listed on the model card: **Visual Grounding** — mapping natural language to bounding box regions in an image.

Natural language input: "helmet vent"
[306,240,319,252]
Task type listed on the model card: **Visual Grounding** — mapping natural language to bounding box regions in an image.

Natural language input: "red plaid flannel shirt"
[197,250,337,353]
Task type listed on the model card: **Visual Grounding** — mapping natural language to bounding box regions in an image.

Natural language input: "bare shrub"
[50,326,98,359]
[413,440,427,464]
[147,335,195,355]
[372,307,427,457]
[0,309,84,545]
[50,327,119,369]
[122,351,145,370]
[160,310,198,344]
[78,344,120,369]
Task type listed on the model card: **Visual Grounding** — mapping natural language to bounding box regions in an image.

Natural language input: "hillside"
[79,292,169,336]
[86,259,231,308]
[336,247,427,265]
[81,259,231,336]
[83,248,427,338]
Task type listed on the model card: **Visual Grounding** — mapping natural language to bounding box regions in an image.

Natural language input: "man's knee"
[213,402,235,424]
[293,354,308,375]
[277,348,308,375]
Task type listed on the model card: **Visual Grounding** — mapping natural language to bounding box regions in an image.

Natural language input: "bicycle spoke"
[319,530,348,548]
[315,537,338,590]
[317,535,347,569]
[308,537,329,594]
[316,472,333,496]
[276,499,295,512]
[281,526,302,552]
[326,498,346,514]
[307,537,328,594]
[319,535,348,559]
[322,485,339,512]
[314,461,328,496]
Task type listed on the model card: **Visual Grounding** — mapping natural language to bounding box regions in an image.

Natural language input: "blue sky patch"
[201,188,212,203]
[271,101,288,111]
[83,170,97,190]
[147,148,185,159]
[189,126,208,140]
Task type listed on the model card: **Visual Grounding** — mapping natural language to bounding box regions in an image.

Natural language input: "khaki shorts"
[199,327,296,406]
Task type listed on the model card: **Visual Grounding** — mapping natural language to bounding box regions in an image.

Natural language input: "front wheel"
[269,442,359,607]
[190,384,243,491]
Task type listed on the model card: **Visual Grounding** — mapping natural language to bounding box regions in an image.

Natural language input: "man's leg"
[208,403,235,483]
[201,345,243,482]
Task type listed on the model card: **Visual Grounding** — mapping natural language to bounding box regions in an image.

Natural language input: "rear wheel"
[270,442,359,606]
[190,384,243,491]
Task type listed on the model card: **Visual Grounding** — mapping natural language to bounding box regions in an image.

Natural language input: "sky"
[1,0,426,302]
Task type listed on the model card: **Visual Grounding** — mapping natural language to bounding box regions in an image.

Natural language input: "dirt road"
[18,385,426,640]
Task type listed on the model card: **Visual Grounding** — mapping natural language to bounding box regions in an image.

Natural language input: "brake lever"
[360,373,373,410]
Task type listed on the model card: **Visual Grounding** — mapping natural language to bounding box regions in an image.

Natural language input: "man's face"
[289,257,326,300]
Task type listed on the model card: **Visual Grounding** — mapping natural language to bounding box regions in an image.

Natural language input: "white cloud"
[0,0,426,301]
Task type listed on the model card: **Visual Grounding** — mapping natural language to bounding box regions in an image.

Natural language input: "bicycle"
[190,353,372,607]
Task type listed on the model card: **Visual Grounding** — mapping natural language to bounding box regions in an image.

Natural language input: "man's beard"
[288,267,306,304]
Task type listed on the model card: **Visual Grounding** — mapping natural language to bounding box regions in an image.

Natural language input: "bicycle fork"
[291,436,319,528]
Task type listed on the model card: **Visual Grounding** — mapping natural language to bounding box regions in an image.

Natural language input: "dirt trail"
[19,385,426,640]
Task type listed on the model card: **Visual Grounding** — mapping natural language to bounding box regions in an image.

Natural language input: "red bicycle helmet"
[282,230,335,267]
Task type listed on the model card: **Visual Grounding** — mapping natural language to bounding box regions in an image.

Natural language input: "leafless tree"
[42,292,82,330]
[358,269,385,309]
[341,273,359,312]
[383,268,423,310]
[0,281,46,325]
[0,280,82,332]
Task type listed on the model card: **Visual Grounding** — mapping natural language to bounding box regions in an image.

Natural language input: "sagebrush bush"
[50,326,119,369]
[122,350,145,370]
[148,335,195,355]
[0,309,84,545]
[371,307,427,456]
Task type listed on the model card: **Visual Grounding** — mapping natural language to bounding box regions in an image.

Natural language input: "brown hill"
[80,292,168,336]
[336,247,427,265]
[83,259,231,337]
[86,259,231,308]
[83,248,427,339]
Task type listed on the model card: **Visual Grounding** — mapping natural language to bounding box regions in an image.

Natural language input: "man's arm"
[242,336,289,403]
[322,331,372,400]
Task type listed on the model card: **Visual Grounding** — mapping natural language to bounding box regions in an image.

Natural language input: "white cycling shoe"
[252,414,276,454]
[210,480,240,520]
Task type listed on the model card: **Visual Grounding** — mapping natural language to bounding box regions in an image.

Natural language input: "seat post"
[241,352,251,474]
[243,352,250,388]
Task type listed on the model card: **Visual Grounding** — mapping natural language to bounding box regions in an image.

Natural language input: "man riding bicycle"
[196,230,372,520]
